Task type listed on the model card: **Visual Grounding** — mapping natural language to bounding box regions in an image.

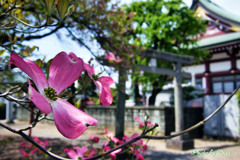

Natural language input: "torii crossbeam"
[139,49,194,135]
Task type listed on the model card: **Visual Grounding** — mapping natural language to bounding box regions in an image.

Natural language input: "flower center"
[44,87,58,101]
[92,74,99,81]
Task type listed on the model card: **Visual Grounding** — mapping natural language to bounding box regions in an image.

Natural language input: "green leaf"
[44,0,55,13]
[36,59,42,68]
[13,36,17,43]
[46,59,53,80]
[0,50,5,55]
[7,137,14,142]
[56,0,69,20]
[65,5,75,17]
[29,46,39,53]
[20,34,24,42]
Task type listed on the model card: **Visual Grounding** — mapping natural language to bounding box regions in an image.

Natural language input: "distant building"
[183,0,240,94]
[181,0,240,138]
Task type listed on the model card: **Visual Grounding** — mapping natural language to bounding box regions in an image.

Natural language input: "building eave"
[191,0,240,31]
[197,32,240,48]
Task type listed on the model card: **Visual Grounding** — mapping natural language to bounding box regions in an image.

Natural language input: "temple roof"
[191,0,240,50]
[191,0,240,31]
[197,32,240,48]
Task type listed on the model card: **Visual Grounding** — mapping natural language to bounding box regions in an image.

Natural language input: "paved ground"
[1,120,240,160]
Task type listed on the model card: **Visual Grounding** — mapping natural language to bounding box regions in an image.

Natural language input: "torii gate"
[138,49,194,150]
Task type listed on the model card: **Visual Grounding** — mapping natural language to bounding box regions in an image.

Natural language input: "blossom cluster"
[19,137,49,158]
[134,117,155,130]
[9,52,114,139]
[64,117,152,160]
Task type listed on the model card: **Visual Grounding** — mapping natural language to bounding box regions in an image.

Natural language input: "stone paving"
[1,120,240,160]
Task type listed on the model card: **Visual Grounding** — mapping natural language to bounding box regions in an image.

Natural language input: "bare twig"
[19,112,46,132]
[0,85,22,96]
[85,85,240,159]
[85,124,159,160]
[65,27,98,58]
[0,84,239,160]
[143,85,240,140]
[9,15,48,28]
[3,94,32,103]
[0,121,69,160]
[0,86,31,103]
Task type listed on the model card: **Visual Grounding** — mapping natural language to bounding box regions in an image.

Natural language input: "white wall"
[210,61,231,72]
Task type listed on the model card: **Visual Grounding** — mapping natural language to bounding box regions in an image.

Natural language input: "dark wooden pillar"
[115,70,126,139]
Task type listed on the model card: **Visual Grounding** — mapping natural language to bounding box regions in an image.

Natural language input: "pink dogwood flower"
[105,51,122,63]
[20,137,49,158]
[84,63,114,106]
[64,146,96,160]
[103,141,122,159]
[134,117,154,128]
[104,128,120,144]
[136,153,144,160]
[90,135,99,144]
[19,148,37,158]
[120,133,147,160]
[9,52,98,139]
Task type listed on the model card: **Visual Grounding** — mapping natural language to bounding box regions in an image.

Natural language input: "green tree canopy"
[125,0,208,104]
[0,0,139,104]
[0,0,136,64]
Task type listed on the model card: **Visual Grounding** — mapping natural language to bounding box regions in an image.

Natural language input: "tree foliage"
[125,0,208,94]
[0,0,138,101]
[0,0,137,65]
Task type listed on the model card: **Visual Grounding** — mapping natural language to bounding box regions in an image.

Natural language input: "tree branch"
[0,83,239,160]
[0,121,69,160]
[143,85,240,140]
[65,26,98,58]
[24,24,64,41]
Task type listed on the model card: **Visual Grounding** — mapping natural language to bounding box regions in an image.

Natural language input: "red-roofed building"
[182,0,240,138]
[183,0,240,95]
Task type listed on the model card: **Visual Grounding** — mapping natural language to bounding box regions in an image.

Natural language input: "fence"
[204,94,239,138]
[16,105,203,138]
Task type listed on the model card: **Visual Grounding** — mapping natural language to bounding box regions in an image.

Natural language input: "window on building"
[212,75,240,93]
[195,78,202,89]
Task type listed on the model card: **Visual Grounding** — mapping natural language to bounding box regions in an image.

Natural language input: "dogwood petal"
[20,141,32,148]
[105,51,115,61]
[115,57,122,63]
[48,52,84,94]
[105,51,122,63]
[110,148,122,159]
[74,146,88,158]
[95,76,114,106]
[134,117,142,123]
[28,79,51,114]
[131,133,143,145]
[29,148,38,156]
[19,149,29,158]
[84,63,95,77]
[64,148,78,160]
[51,98,98,139]
[86,148,96,158]
[68,52,78,61]
[84,63,113,106]
[9,53,47,92]
[90,136,99,143]
[24,59,48,92]
[147,121,155,127]
[136,153,144,160]
[122,135,130,142]
[134,117,144,127]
